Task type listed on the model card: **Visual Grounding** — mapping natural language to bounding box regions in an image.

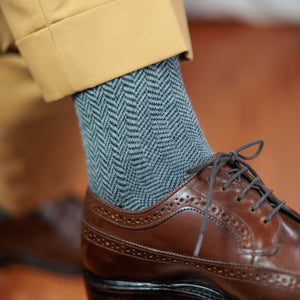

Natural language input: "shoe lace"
[186,139,286,257]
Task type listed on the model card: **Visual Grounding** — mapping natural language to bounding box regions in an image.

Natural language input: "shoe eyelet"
[222,186,227,191]
[263,218,269,224]
[250,207,255,212]
[222,213,228,220]
[236,193,243,201]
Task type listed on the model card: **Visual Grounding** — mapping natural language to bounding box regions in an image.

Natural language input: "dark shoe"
[82,140,300,300]
[0,196,83,274]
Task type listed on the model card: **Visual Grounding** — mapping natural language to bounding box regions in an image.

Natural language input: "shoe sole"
[84,269,235,300]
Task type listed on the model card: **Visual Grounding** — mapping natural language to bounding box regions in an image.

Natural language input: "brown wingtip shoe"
[82,140,300,300]
[0,196,83,274]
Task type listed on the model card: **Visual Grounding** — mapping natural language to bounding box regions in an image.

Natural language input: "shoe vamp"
[85,173,285,265]
[252,212,300,274]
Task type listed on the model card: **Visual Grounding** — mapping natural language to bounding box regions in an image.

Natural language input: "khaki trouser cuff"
[15,0,192,102]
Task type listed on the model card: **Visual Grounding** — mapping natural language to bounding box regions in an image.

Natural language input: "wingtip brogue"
[82,140,300,300]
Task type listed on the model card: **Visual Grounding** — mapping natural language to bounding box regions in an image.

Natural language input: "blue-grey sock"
[73,56,213,210]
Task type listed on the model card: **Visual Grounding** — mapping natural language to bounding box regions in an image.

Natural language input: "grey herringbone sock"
[73,56,213,210]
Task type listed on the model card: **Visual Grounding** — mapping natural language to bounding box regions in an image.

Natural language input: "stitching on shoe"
[87,195,251,249]
[82,220,299,291]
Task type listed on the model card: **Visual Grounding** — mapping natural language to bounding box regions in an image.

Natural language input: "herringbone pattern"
[74,56,212,210]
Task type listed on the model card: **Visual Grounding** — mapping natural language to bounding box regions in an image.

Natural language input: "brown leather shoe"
[0,197,82,274]
[82,140,300,300]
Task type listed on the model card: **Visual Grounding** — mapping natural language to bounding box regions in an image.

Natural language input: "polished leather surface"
[0,197,82,273]
[82,164,300,300]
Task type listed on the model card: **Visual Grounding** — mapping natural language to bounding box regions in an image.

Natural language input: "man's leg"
[1,1,300,299]
[0,0,199,210]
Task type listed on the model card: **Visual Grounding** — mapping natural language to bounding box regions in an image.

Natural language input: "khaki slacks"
[0,0,192,216]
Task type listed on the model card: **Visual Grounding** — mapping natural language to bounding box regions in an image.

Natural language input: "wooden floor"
[1,22,300,299]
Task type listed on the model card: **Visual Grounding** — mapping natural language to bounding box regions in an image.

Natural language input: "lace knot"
[228,151,238,163]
